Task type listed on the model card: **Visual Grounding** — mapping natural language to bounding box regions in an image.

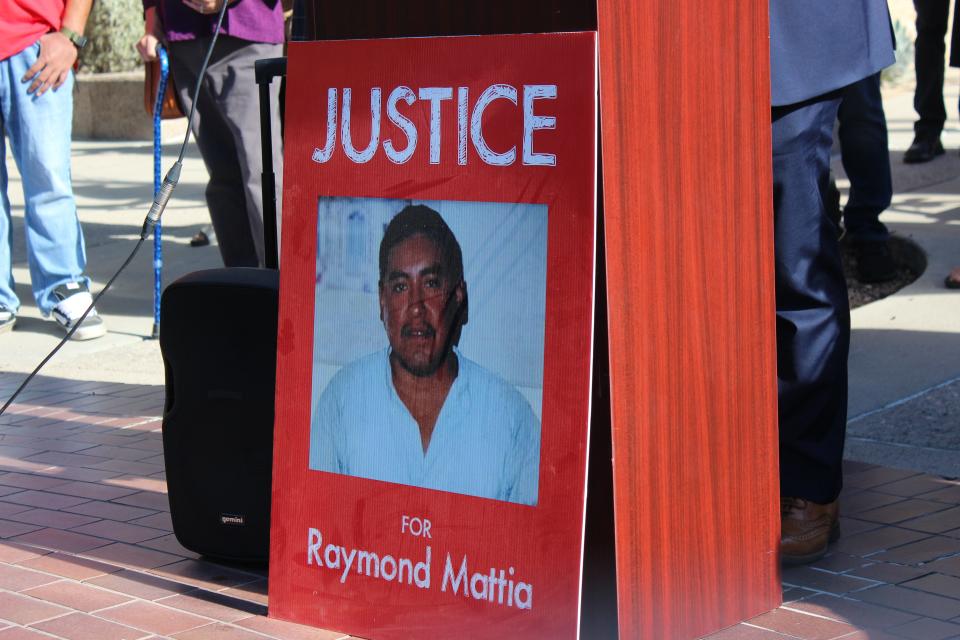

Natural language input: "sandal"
[946,267,960,290]
[190,225,216,247]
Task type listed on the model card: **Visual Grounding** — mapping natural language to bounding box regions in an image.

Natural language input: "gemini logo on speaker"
[221,514,246,526]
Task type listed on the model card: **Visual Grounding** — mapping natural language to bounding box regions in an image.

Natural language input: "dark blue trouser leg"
[773,94,850,504]
[913,0,949,139]
[838,73,892,243]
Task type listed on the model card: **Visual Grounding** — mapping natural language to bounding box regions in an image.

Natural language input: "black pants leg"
[169,37,284,268]
[838,73,892,243]
[913,0,950,139]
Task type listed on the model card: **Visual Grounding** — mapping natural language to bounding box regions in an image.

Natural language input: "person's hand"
[21,31,77,96]
[182,0,227,15]
[136,32,162,62]
[136,7,165,62]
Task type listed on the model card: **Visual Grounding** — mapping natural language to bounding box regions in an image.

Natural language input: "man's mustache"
[401,324,436,338]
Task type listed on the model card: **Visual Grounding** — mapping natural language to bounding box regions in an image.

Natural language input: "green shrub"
[882,18,915,86]
[80,0,144,73]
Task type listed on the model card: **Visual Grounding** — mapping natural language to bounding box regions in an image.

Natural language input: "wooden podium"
[297,2,780,638]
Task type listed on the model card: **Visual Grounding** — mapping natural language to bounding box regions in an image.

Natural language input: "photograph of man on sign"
[308,199,544,505]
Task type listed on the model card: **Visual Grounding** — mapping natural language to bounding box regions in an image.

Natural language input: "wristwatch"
[59,26,88,50]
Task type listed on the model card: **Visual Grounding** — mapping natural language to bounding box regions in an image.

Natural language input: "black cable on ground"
[0,238,145,417]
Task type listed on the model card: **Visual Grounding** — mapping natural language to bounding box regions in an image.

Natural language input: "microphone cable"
[0,0,230,418]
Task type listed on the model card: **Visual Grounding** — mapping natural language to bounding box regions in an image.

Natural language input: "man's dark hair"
[378,204,464,286]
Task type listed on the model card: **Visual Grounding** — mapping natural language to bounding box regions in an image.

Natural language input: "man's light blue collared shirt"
[309,348,541,505]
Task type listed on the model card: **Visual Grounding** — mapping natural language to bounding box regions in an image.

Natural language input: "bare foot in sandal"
[946,266,960,289]
[190,225,216,247]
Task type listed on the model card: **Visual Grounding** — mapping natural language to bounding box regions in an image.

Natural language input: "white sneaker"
[0,307,15,335]
[51,282,107,341]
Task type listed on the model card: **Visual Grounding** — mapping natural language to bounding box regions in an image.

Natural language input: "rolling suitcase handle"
[256,57,287,271]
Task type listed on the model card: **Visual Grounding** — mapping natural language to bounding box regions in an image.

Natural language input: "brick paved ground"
[0,374,353,640]
[1,374,959,639]
[707,461,960,640]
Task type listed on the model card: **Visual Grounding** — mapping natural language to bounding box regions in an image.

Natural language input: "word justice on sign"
[310,84,558,167]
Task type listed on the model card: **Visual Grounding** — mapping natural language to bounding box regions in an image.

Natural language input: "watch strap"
[59,26,88,50]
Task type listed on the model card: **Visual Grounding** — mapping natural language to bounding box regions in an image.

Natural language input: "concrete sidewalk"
[840,78,960,479]
[0,136,220,386]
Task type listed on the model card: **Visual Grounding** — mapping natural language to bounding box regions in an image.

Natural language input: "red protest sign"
[269,32,597,639]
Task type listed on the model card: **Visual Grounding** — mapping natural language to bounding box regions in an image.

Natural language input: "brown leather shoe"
[780,497,839,565]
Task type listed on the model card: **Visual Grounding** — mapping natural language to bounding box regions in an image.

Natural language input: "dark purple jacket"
[143,0,284,44]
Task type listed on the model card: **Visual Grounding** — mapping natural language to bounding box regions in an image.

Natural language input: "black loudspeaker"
[159,268,279,563]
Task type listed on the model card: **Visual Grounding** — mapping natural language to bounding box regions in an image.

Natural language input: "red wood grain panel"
[596,1,781,638]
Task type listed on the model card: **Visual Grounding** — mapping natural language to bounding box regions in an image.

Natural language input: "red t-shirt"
[0,0,64,62]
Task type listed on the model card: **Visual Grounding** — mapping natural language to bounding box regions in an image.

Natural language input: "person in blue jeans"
[838,72,897,283]
[0,0,106,340]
